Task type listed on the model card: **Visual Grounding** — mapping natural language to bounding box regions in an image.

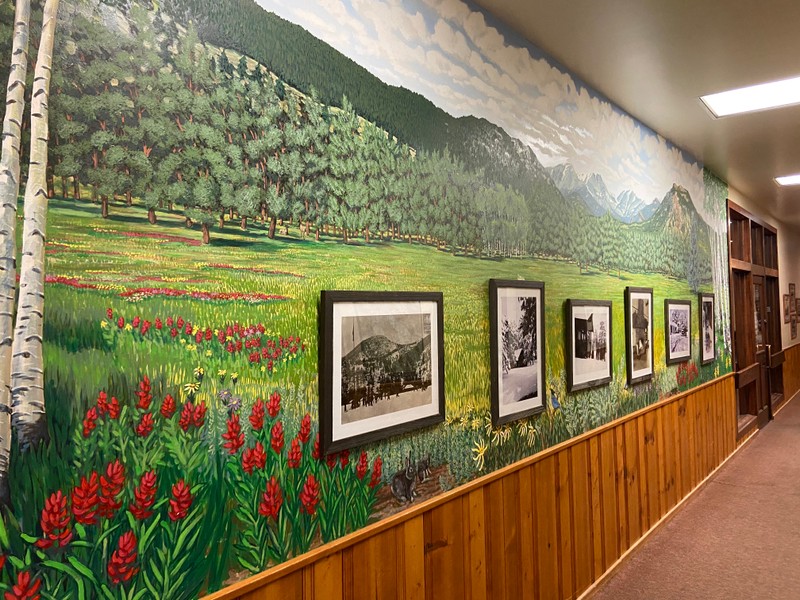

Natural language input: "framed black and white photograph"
[489,279,546,425]
[319,290,445,454]
[793,315,798,340]
[699,293,715,365]
[791,283,797,317]
[566,300,612,392]
[625,287,653,385]
[785,294,792,323]
[665,299,691,364]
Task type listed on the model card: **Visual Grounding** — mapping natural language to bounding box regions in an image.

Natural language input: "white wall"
[728,186,800,350]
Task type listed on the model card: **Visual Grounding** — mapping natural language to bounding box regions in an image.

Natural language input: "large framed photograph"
[665,299,691,364]
[489,279,546,425]
[625,287,653,385]
[699,293,715,365]
[566,300,612,392]
[319,290,445,454]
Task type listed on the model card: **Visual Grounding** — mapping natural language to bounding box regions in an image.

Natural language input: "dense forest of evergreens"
[0,0,712,286]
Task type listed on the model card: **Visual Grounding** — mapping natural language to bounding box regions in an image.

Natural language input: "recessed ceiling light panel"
[775,173,800,186]
[701,75,800,118]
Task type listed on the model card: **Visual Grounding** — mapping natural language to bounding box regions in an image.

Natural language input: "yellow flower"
[205,350,213,357]
[180,338,186,345]
[100,320,108,329]
[213,329,219,336]
[260,365,266,372]
[124,323,133,332]
[218,369,227,377]
[472,439,488,471]
[186,344,196,352]
[192,326,199,335]
[226,335,233,342]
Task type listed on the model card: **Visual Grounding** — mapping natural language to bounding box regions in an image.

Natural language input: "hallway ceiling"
[471,0,800,228]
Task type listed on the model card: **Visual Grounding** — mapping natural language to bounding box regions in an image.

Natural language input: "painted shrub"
[0,0,731,597]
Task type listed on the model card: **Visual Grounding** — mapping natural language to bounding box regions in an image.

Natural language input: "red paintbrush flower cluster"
[287,438,302,469]
[107,531,140,585]
[129,471,158,520]
[178,401,207,432]
[676,362,700,387]
[71,472,100,526]
[369,457,383,489]
[300,475,320,516]
[35,491,72,550]
[356,451,369,480]
[99,460,125,520]
[242,442,267,475]
[270,421,284,454]
[168,480,193,521]
[135,375,152,410]
[160,394,176,419]
[249,398,265,430]
[298,414,311,444]
[4,571,41,600]
[135,413,154,437]
[258,477,282,521]
[266,392,281,418]
[82,406,98,438]
[44,274,98,290]
[222,413,245,454]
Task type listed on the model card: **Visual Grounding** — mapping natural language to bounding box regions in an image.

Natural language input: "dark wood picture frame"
[319,290,445,454]
[625,287,653,385]
[699,293,715,365]
[566,299,613,392]
[665,299,692,365]
[489,279,546,426]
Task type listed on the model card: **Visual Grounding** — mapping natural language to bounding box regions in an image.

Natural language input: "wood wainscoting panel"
[206,374,739,600]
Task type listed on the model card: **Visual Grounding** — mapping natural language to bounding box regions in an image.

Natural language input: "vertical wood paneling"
[556,451,574,600]
[534,456,559,600]
[598,430,618,570]
[210,376,739,600]
[570,443,592,597]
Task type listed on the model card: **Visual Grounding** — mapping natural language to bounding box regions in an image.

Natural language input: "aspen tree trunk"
[11,0,59,450]
[0,0,30,505]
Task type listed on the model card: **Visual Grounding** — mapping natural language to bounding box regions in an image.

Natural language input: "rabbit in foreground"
[390,454,418,503]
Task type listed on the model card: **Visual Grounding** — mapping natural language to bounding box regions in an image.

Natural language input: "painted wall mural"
[0,0,731,597]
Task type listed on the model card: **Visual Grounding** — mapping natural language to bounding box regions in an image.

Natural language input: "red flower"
[141,320,151,335]
[185,322,193,335]
[312,433,321,460]
[326,453,338,469]
[0,554,5,571]
[178,401,193,432]
[71,472,99,525]
[132,316,141,329]
[107,396,121,420]
[267,392,281,418]
[258,477,282,521]
[192,402,207,429]
[129,471,157,520]
[287,438,302,468]
[4,571,42,600]
[35,490,72,549]
[236,340,243,352]
[300,474,320,515]
[107,531,139,584]
[205,328,212,341]
[267,360,274,372]
[356,451,369,480]
[106,307,113,320]
[369,457,383,489]
[339,449,350,468]
[155,317,163,330]
[222,413,245,454]
[242,442,267,475]
[82,406,98,438]
[135,376,152,410]
[248,352,260,364]
[97,391,109,416]
[160,394,176,419]
[270,421,284,454]
[168,480,192,521]
[249,398,265,431]
[170,328,178,338]
[135,413,154,438]
[217,330,226,343]
[195,331,203,344]
[166,316,174,327]
[298,413,311,444]
[99,460,125,520]
[176,317,184,328]
[117,316,124,329]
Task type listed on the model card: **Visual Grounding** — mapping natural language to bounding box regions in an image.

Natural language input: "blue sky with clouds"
[255,0,705,210]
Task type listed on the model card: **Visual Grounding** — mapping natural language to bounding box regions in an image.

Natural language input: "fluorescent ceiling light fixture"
[701,75,800,117]
[775,173,800,186]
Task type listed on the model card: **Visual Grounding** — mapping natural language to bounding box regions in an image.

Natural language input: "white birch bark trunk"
[0,0,31,504]
[11,0,59,450]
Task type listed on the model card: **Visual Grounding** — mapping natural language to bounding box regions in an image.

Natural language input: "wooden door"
[753,275,771,426]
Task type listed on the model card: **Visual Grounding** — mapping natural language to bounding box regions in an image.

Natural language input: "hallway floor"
[590,397,800,600]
